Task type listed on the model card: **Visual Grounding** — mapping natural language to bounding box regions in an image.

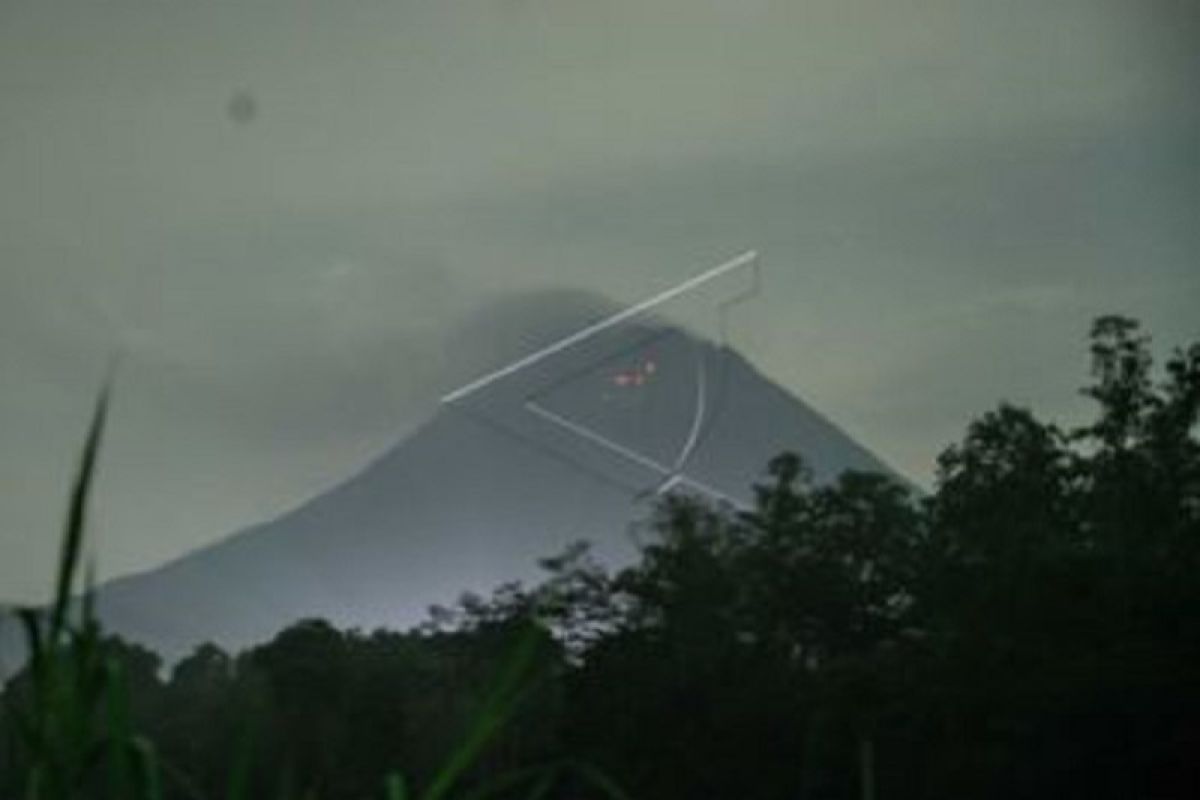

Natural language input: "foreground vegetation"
[2,315,1198,799]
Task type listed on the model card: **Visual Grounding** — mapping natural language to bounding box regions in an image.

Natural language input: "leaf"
[50,382,110,642]
[226,718,256,800]
[384,772,409,800]
[420,623,545,800]
[564,759,634,800]
[131,736,164,800]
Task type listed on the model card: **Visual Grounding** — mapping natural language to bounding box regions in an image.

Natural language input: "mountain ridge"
[2,327,899,672]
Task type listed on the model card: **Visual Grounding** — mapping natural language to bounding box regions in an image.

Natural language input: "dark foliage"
[3,315,1198,799]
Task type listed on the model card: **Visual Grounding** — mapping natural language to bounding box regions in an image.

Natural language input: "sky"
[1,0,1197,602]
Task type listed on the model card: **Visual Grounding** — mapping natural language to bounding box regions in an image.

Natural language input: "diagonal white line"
[672,348,707,473]
[527,401,748,509]
[675,475,748,509]
[441,251,758,403]
[524,401,674,478]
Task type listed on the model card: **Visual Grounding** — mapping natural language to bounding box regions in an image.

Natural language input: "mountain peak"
[3,299,895,668]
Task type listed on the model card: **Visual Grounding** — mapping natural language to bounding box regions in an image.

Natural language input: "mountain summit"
[4,294,895,666]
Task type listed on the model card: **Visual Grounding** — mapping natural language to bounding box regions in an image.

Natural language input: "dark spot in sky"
[227,90,257,125]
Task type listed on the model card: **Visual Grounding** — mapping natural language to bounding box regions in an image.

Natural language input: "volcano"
[2,288,896,667]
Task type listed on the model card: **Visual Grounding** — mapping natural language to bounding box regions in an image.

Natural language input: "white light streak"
[441,250,757,403]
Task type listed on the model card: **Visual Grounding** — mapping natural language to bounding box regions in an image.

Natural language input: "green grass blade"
[454,763,556,800]
[132,736,164,800]
[522,769,558,800]
[420,624,545,800]
[226,719,256,800]
[157,756,210,800]
[563,759,634,800]
[50,382,110,641]
[14,609,45,682]
[105,658,134,800]
[384,772,409,800]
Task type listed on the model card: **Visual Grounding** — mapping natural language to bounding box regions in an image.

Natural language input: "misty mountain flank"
[3,292,894,667]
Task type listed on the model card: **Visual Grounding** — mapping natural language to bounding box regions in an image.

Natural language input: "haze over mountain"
[3,292,894,668]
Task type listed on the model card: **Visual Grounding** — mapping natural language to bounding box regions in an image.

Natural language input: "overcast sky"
[1,0,1197,602]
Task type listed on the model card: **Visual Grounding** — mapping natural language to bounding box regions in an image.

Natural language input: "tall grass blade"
[50,383,110,641]
[563,759,634,800]
[420,623,544,800]
[521,770,558,800]
[106,659,134,800]
[454,763,555,800]
[131,736,164,800]
[384,772,409,800]
[14,610,45,692]
[226,718,256,800]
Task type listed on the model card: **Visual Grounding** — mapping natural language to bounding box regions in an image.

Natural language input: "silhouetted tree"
[3,314,1197,800]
